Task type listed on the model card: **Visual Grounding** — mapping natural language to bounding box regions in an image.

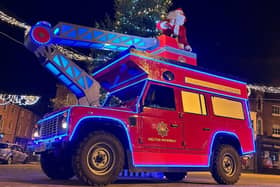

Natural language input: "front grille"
[38,112,65,139]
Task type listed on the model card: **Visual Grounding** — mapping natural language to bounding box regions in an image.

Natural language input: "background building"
[249,88,280,174]
[0,103,39,148]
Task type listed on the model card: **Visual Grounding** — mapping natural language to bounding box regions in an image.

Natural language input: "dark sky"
[0,0,280,102]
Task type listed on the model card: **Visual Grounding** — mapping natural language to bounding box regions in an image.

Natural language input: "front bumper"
[31,139,69,153]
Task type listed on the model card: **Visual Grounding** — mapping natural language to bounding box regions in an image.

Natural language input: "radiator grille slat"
[39,114,64,138]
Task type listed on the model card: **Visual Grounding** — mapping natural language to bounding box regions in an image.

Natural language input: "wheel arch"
[210,131,243,161]
[69,116,133,167]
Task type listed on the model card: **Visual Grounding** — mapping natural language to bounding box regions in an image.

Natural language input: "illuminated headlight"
[33,130,40,138]
[62,121,68,129]
[59,111,69,132]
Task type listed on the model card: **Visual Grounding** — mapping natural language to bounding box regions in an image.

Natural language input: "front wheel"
[164,172,186,181]
[211,144,241,184]
[40,151,74,180]
[72,131,124,186]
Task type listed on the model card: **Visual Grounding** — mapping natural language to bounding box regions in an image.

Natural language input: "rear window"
[0,143,8,149]
[211,96,244,120]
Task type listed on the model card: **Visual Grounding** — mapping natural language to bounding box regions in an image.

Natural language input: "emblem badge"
[156,122,169,137]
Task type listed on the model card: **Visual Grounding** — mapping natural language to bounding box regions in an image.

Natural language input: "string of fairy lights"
[0,94,40,106]
[1,9,280,107]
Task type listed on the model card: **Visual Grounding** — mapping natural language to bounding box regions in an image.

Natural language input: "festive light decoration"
[0,94,40,106]
[0,11,93,62]
[1,10,280,96]
[0,10,30,35]
[248,85,280,94]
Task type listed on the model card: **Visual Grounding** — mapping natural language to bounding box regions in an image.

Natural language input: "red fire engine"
[26,21,255,185]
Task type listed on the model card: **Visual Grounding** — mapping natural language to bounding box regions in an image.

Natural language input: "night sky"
[0,0,280,112]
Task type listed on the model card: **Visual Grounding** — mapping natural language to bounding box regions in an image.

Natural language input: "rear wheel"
[164,172,186,181]
[40,151,74,180]
[72,131,124,186]
[211,144,241,184]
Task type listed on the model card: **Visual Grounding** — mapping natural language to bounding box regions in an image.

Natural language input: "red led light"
[31,26,51,44]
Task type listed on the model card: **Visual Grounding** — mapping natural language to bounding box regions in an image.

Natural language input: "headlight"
[33,131,40,138]
[59,112,69,132]
[62,121,68,129]
[32,124,40,139]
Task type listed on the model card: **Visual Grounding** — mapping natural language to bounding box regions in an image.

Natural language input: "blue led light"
[93,30,103,38]
[53,28,60,35]
[69,85,84,97]
[83,32,93,40]
[34,134,67,144]
[38,109,70,124]
[75,41,90,47]
[108,33,116,40]
[86,76,93,87]
[92,53,130,76]
[61,25,72,34]
[73,66,81,77]
[45,62,60,75]
[66,67,74,78]
[77,77,86,89]
[132,53,247,85]
[59,39,74,45]
[58,74,72,86]
[110,73,146,90]
[69,116,134,153]
[78,28,88,36]
[67,30,77,38]
[150,79,247,101]
[53,55,61,67]
[60,55,69,67]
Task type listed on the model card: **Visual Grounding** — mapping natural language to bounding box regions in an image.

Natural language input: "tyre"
[164,172,186,181]
[6,157,13,165]
[72,131,124,186]
[40,151,74,180]
[211,144,241,184]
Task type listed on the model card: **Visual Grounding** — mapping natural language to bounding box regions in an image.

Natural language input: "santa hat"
[175,8,184,15]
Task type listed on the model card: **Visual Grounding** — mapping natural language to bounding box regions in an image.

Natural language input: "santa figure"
[157,8,192,51]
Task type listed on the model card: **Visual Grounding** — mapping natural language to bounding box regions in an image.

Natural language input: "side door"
[139,83,184,150]
[179,89,212,153]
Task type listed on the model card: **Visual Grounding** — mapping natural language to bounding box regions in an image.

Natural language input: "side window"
[144,84,175,110]
[181,91,207,115]
[211,96,244,120]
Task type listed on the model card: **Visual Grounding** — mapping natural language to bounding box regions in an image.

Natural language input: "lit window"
[0,115,2,130]
[212,96,244,120]
[272,125,280,138]
[181,91,206,115]
[272,105,280,116]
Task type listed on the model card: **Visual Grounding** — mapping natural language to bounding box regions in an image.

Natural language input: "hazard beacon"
[25,20,255,185]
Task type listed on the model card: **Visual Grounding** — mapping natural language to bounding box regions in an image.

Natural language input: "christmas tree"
[114,0,173,37]
[91,0,173,68]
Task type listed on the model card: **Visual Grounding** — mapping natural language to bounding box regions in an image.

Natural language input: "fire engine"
[25,21,255,185]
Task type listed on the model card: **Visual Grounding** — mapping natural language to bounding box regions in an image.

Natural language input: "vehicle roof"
[93,48,248,99]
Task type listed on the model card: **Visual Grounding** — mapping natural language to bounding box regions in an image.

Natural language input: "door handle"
[170,124,179,128]
[202,128,211,131]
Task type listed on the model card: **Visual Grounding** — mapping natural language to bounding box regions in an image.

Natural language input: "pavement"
[0,162,280,187]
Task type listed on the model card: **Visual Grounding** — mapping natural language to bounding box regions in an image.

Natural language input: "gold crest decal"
[157,122,169,137]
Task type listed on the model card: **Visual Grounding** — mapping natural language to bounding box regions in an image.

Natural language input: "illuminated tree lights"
[0,94,40,106]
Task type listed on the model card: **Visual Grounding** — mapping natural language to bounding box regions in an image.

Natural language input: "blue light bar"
[45,62,60,75]
[58,74,72,86]
[69,84,84,98]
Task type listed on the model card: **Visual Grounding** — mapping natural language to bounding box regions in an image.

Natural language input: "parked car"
[0,143,28,164]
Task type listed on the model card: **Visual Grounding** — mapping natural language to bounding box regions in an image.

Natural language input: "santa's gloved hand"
[185,45,192,52]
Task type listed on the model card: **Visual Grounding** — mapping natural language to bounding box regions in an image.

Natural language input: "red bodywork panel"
[36,46,254,168]
[62,49,254,167]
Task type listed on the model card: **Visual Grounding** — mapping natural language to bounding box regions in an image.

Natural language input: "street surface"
[0,163,280,187]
